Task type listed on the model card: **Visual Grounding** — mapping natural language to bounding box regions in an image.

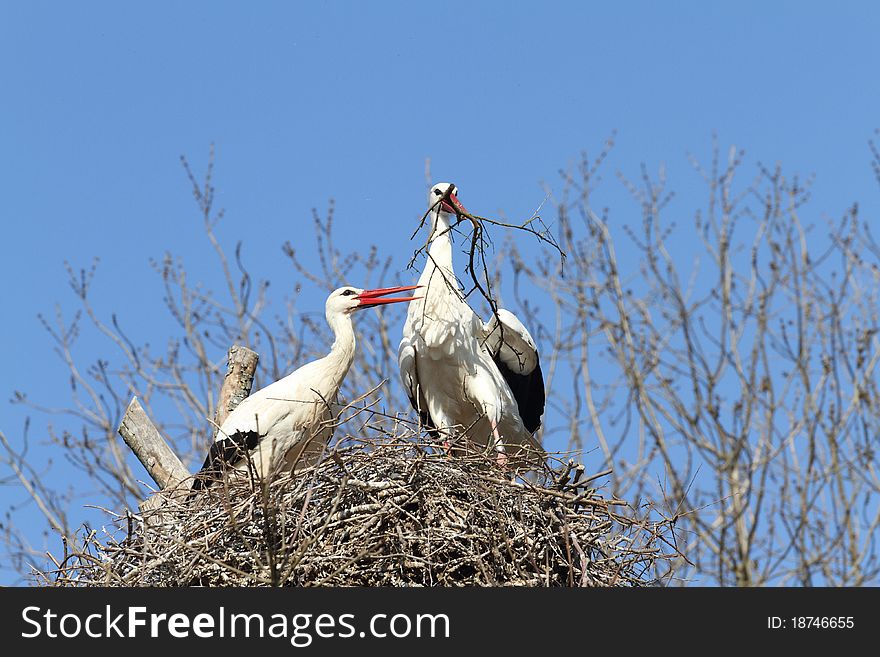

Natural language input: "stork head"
[326,285,422,318]
[428,182,467,218]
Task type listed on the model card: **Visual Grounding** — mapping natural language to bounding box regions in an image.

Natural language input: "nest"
[44,439,679,586]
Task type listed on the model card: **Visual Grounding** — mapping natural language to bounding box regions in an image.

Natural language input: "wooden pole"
[117,345,260,516]
[213,344,259,436]
[119,396,190,490]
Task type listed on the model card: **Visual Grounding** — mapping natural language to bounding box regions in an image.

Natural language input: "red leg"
[491,420,508,468]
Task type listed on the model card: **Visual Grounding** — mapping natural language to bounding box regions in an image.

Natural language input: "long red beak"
[440,192,467,216]
[356,285,422,308]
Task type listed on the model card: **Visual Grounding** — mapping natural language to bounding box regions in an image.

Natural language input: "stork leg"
[490,420,509,469]
[432,411,457,457]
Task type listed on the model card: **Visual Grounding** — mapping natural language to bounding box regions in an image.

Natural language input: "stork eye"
[341,289,356,296]
[434,189,442,196]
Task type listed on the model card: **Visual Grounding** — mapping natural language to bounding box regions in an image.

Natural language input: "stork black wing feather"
[416,405,439,439]
[190,430,262,493]
[493,354,546,434]
[405,390,439,438]
[403,346,440,438]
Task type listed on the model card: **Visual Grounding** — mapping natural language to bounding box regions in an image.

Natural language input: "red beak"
[356,285,422,308]
[440,192,467,216]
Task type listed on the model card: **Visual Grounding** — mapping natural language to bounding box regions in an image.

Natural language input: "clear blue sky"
[1,2,878,583]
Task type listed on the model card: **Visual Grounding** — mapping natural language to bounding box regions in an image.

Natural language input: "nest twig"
[38,437,681,587]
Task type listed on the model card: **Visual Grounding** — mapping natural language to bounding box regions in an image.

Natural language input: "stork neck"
[427,210,454,272]
[319,311,357,395]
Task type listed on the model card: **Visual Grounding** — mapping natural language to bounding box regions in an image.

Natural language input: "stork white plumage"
[398,183,546,468]
[192,284,420,492]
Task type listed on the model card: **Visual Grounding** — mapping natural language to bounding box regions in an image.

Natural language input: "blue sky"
[1,2,879,583]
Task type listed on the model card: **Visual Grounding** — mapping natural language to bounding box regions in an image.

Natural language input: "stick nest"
[43,439,679,587]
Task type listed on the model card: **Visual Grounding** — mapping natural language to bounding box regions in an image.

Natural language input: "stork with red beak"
[398,183,546,469]
[192,284,420,492]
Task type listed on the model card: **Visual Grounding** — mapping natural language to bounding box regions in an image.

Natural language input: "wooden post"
[119,397,190,490]
[116,344,261,518]
[213,344,259,436]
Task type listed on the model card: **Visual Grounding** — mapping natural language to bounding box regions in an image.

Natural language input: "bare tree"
[3,136,879,586]
[507,134,880,585]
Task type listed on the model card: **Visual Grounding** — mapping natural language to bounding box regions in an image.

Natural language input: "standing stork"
[398,183,546,468]
[192,284,420,492]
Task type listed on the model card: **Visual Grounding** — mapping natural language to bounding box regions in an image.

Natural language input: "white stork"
[398,182,546,468]
[192,284,420,491]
